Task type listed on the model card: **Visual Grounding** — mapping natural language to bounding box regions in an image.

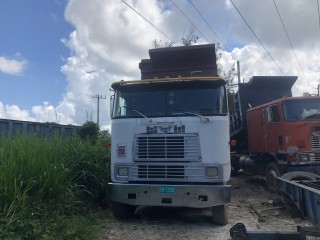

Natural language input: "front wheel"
[211,204,228,225]
[231,156,240,177]
[266,162,280,192]
[111,201,136,219]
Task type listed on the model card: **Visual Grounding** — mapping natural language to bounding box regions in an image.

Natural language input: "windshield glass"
[283,98,320,121]
[112,84,227,118]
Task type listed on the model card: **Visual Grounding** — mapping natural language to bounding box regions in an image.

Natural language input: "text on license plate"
[159,186,176,194]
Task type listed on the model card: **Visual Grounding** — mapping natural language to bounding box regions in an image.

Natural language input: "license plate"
[159,186,176,194]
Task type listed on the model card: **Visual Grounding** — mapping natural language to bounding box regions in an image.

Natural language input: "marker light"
[230,140,237,147]
[105,142,111,149]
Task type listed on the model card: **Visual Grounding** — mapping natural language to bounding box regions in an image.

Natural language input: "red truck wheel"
[266,162,280,192]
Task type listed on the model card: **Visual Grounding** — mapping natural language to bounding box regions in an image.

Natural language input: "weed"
[0,133,110,238]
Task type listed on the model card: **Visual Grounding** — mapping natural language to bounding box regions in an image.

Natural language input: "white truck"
[108,44,231,224]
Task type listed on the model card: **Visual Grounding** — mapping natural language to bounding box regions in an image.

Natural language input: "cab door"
[265,104,281,154]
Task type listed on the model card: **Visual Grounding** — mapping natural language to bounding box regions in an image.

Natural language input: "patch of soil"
[95,173,318,240]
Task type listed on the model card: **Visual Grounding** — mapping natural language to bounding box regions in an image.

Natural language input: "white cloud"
[3,0,319,129]
[0,101,75,126]
[0,56,27,75]
[57,0,320,130]
[0,102,34,121]
[59,0,175,128]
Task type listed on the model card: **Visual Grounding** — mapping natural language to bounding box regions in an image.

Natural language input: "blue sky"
[0,0,72,109]
[0,0,319,129]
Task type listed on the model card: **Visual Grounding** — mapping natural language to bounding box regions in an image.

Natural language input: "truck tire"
[281,171,320,181]
[111,201,136,219]
[231,156,240,177]
[266,162,280,192]
[211,204,228,225]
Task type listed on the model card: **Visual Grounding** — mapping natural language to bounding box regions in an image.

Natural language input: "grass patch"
[0,133,110,239]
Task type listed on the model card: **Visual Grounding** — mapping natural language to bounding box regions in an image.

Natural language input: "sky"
[1,0,320,130]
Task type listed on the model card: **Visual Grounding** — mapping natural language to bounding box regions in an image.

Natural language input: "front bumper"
[108,182,231,208]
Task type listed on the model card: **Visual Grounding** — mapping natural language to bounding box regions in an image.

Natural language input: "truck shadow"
[134,206,213,225]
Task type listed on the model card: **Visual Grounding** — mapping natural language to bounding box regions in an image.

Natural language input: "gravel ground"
[95,172,319,240]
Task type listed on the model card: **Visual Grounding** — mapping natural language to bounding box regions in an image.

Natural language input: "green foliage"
[78,121,100,143]
[0,133,111,239]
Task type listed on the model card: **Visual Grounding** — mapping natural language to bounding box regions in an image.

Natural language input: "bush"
[78,121,100,143]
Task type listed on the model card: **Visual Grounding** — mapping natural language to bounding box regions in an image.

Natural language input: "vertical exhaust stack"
[237,61,241,85]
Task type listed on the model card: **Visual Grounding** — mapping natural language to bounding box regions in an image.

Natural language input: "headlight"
[297,153,309,163]
[118,166,129,176]
[206,167,218,178]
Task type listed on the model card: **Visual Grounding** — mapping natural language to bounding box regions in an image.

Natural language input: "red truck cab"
[230,76,320,190]
[248,97,320,167]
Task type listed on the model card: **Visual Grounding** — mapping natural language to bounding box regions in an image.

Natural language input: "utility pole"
[92,95,106,125]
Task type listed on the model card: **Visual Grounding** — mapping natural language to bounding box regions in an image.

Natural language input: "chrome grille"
[134,134,200,162]
[137,165,185,179]
[127,164,209,181]
[310,135,320,161]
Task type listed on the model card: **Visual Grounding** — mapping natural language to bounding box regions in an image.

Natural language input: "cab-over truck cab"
[108,44,231,224]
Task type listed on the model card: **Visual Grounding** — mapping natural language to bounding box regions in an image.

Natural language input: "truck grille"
[311,135,320,161]
[137,165,185,179]
[134,134,200,162]
[127,164,207,181]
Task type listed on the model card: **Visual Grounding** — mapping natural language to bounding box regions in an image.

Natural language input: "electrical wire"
[229,0,285,75]
[273,0,307,82]
[170,0,210,43]
[317,0,320,32]
[121,0,177,45]
[188,0,226,49]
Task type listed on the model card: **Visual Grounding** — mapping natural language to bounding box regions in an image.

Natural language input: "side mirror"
[110,95,115,118]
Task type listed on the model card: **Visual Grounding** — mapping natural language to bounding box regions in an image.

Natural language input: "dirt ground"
[95,172,319,240]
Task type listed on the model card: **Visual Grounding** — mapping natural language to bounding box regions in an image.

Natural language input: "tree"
[215,42,237,86]
[152,26,199,48]
[82,108,95,122]
[152,39,174,48]
[181,27,199,46]
[78,121,100,143]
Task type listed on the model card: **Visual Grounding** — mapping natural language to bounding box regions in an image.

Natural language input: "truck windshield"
[112,84,227,118]
[283,98,320,121]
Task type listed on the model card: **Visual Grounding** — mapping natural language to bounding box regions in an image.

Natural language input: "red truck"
[230,76,320,190]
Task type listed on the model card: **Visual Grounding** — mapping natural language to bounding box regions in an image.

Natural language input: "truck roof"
[248,95,320,112]
[111,76,225,90]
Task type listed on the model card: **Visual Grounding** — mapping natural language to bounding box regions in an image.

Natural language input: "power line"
[170,0,210,42]
[188,0,226,48]
[317,0,320,32]
[121,0,177,45]
[273,0,307,82]
[229,0,285,75]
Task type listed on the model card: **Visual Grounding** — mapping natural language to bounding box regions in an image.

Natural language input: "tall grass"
[0,134,110,239]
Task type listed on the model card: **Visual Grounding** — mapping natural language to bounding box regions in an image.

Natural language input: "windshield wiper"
[174,109,209,123]
[123,106,149,119]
